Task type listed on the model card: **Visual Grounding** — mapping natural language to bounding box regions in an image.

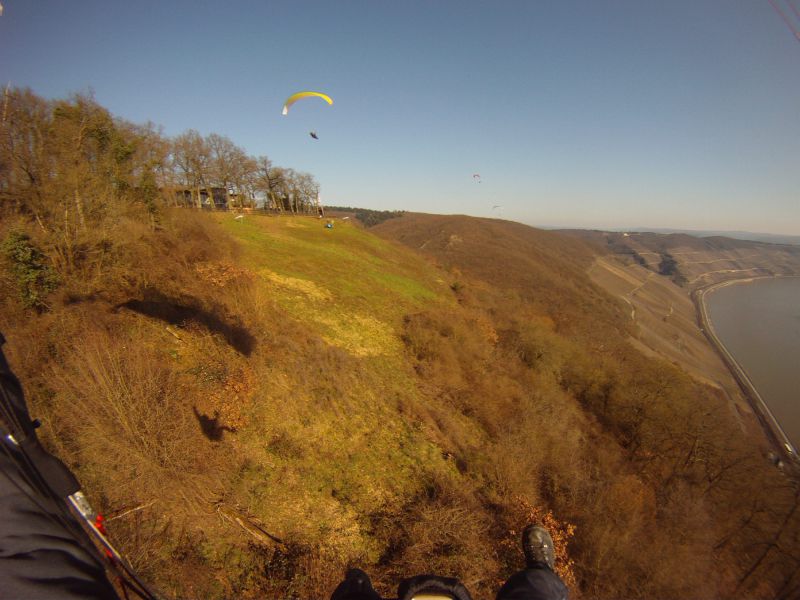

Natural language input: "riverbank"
[693,276,799,466]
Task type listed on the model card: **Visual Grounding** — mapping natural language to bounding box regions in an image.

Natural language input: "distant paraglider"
[282,91,333,115]
[473,173,481,183]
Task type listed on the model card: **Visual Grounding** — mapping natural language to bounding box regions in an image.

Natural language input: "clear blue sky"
[1,1,798,234]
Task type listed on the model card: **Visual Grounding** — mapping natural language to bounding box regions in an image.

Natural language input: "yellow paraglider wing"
[282,91,333,115]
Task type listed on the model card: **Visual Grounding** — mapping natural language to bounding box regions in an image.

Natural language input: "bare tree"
[171,130,210,208]
[207,133,240,207]
[295,172,319,214]
[267,166,292,212]
[0,88,52,229]
[229,152,257,209]
[253,155,274,210]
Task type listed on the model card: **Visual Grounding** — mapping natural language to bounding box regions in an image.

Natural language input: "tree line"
[326,206,405,228]
[0,88,321,232]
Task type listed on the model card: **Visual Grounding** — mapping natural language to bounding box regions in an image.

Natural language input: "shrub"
[657,252,687,285]
[1,230,59,310]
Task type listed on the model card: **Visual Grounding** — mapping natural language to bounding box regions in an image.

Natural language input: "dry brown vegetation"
[2,89,800,599]
[375,214,800,599]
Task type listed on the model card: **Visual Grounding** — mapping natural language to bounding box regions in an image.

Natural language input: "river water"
[705,277,800,449]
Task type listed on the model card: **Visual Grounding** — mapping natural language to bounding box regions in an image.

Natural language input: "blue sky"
[1,1,799,234]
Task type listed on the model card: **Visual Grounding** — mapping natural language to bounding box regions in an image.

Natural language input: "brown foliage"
[380,212,800,599]
[371,470,499,597]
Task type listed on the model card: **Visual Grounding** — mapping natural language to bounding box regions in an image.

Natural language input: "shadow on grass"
[117,292,255,356]
[192,406,235,441]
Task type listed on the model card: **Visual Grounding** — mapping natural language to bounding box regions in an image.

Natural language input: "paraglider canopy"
[282,91,333,115]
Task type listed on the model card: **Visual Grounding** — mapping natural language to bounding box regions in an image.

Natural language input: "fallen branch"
[106,501,156,522]
[165,326,183,341]
[216,503,284,546]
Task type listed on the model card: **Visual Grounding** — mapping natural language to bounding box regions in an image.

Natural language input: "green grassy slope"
[213,214,463,564]
[219,215,442,356]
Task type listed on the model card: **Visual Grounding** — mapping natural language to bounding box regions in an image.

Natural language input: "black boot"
[522,525,556,571]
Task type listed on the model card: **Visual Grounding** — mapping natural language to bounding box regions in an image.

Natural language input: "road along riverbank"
[693,276,799,466]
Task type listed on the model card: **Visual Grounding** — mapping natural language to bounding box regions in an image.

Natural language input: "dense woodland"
[2,89,800,599]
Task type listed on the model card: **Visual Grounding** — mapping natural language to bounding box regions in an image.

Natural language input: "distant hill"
[559,229,800,288]
[549,226,800,246]
[627,228,800,246]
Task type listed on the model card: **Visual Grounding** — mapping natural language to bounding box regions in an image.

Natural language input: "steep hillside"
[373,214,629,340]
[3,211,800,599]
[374,213,800,598]
[587,256,745,411]
[1,211,472,597]
[558,229,800,433]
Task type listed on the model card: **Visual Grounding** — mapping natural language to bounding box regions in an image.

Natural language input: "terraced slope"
[562,230,800,288]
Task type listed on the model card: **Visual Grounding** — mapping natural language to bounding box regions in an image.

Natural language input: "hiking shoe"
[522,524,556,570]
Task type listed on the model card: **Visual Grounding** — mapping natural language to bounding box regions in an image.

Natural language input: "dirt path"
[689,268,763,285]
[625,271,655,321]
[589,258,650,321]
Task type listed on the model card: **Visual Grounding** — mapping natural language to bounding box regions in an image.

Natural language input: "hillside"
[372,214,629,339]
[372,213,800,598]
[557,229,800,433]
[561,229,800,288]
[619,228,800,246]
[3,210,800,598]
[0,211,469,597]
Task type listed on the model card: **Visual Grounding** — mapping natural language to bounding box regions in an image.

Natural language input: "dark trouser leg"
[330,568,383,600]
[496,565,569,600]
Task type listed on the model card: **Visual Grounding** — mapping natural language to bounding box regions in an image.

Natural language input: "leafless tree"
[171,130,210,208]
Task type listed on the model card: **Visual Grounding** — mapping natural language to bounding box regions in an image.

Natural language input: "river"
[704,276,800,450]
